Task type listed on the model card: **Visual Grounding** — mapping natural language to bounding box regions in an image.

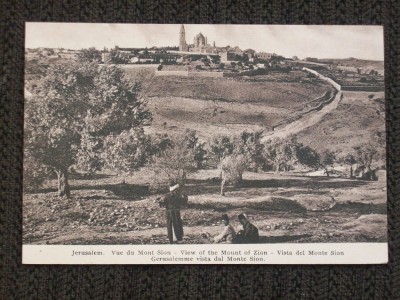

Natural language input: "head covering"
[169,180,180,192]
[238,213,247,221]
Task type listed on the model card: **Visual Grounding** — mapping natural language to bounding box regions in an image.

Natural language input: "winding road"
[262,91,342,141]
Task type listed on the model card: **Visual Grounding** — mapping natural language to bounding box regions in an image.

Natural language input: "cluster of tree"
[209,134,382,195]
[25,58,384,198]
[212,134,314,193]
[106,48,130,64]
[77,47,132,64]
[77,47,102,63]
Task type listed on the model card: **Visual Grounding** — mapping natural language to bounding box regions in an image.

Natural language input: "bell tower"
[179,24,188,52]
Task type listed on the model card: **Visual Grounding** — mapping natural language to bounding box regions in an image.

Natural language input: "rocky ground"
[23,170,387,245]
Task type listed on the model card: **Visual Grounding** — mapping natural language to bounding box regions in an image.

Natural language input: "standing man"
[236,213,259,243]
[159,181,188,244]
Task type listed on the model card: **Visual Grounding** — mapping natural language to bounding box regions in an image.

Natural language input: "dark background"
[1,0,399,298]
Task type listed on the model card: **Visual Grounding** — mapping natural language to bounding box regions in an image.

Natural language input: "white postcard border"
[23,243,388,265]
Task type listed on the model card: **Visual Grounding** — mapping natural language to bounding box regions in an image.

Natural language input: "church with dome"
[179,24,219,54]
[178,25,262,62]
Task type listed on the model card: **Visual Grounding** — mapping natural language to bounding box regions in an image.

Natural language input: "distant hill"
[321,57,384,75]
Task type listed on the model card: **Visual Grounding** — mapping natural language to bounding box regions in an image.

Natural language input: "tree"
[354,144,379,180]
[319,150,336,177]
[106,48,130,64]
[220,154,247,196]
[270,55,285,62]
[208,134,235,168]
[233,131,264,172]
[24,62,152,197]
[295,144,320,170]
[149,133,173,157]
[78,47,102,63]
[101,128,150,183]
[183,130,207,169]
[74,127,103,174]
[214,131,264,195]
[338,152,357,178]
[264,135,298,173]
[45,48,55,56]
[23,151,50,192]
[149,131,205,190]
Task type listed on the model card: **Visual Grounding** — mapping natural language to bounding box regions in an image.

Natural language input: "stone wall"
[155,70,224,77]
[188,71,224,78]
[302,67,342,91]
[302,67,385,92]
[341,85,385,92]
[154,70,189,76]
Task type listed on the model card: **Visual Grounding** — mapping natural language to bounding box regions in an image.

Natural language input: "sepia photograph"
[23,23,387,264]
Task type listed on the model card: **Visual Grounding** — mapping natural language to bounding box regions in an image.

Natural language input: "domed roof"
[195,32,205,39]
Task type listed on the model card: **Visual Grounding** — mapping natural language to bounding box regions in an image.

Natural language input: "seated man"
[213,214,236,243]
[235,213,259,244]
[202,214,236,244]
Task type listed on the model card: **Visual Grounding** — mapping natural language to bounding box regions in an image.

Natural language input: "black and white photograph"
[23,23,387,264]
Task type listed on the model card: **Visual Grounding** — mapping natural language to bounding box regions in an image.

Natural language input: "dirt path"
[262,91,342,141]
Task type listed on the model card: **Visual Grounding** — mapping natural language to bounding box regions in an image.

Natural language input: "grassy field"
[23,170,387,245]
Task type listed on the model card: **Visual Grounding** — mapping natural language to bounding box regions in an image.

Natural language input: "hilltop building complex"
[178,25,276,62]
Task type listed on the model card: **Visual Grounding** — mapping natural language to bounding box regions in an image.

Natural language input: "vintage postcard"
[23,23,387,264]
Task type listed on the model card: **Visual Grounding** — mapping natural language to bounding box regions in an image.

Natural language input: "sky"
[25,23,384,61]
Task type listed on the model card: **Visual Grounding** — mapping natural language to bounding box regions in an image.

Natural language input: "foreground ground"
[23,170,387,245]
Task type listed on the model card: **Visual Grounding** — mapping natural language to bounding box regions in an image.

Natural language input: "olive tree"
[337,152,358,178]
[208,134,235,175]
[213,131,263,196]
[219,154,247,196]
[318,150,336,177]
[149,130,205,190]
[24,62,151,197]
[264,135,298,173]
[354,143,380,180]
[233,131,264,172]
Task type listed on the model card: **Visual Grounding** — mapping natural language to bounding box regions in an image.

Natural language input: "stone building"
[179,24,189,52]
[256,52,275,60]
[178,25,245,60]
[179,25,218,54]
[189,31,217,53]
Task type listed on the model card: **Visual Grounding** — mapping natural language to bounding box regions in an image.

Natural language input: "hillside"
[136,73,334,138]
[296,91,385,155]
